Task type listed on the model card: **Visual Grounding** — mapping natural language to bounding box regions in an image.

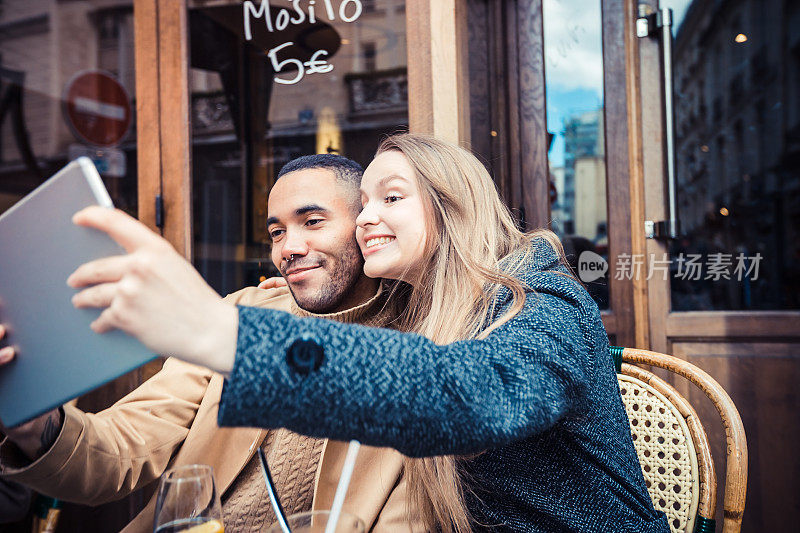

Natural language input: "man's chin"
[287,283,338,314]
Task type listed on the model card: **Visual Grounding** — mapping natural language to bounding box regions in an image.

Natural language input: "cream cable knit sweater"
[221,283,393,532]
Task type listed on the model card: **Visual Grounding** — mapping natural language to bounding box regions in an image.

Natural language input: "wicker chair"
[609,347,747,533]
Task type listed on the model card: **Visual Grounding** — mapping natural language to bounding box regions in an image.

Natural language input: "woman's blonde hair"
[375,133,566,532]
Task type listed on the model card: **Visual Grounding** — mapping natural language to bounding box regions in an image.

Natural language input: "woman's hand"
[68,207,238,375]
[258,277,287,290]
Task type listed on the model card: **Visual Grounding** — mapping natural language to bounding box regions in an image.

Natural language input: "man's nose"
[281,231,309,261]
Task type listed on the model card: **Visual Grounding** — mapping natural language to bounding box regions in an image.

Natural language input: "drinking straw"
[257,447,292,533]
[324,440,361,533]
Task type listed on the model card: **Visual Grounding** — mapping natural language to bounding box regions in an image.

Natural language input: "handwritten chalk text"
[243,1,363,85]
[244,0,363,39]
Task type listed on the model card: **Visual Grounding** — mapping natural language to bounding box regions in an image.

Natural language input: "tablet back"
[0,158,155,427]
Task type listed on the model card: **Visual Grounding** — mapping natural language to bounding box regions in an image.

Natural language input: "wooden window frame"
[134,0,191,257]
[601,0,650,347]
[136,0,469,253]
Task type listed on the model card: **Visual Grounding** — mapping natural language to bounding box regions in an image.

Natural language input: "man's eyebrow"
[266,205,330,227]
[295,204,330,216]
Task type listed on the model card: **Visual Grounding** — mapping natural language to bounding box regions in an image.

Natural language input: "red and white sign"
[63,71,132,147]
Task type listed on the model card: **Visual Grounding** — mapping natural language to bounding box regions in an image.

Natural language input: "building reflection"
[0,1,137,215]
[542,0,609,309]
[562,108,606,243]
[671,0,800,310]
[188,0,409,294]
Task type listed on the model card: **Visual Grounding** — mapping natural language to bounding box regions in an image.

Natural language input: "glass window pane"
[666,0,800,310]
[543,0,609,309]
[188,0,408,295]
[0,2,138,218]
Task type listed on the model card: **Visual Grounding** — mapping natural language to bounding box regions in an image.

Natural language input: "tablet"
[0,158,156,428]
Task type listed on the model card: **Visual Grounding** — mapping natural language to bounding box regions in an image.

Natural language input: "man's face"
[267,168,367,313]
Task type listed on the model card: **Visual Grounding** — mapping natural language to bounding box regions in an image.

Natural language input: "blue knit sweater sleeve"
[218,269,597,458]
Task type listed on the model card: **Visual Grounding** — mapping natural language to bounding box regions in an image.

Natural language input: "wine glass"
[153,464,224,533]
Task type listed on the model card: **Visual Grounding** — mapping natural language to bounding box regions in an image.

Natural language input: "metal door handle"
[638,4,680,240]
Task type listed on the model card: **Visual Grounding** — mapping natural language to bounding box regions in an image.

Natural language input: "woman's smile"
[363,235,396,255]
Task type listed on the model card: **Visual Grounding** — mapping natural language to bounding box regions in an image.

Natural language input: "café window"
[662,0,800,310]
[543,0,609,309]
[0,2,138,219]
[188,0,409,295]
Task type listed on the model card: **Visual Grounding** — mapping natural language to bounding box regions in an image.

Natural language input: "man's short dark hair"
[278,154,363,187]
[277,154,363,212]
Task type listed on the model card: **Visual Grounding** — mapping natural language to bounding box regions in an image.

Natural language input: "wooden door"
[636,0,800,530]
[465,0,645,346]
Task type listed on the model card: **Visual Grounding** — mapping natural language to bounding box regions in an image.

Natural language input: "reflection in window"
[362,41,377,72]
[188,0,408,295]
[0,2,138,217]
[543,0,608,309]
[667,0,800,310]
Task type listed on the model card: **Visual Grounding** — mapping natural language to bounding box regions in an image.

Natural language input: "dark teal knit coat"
[218,241,670,532]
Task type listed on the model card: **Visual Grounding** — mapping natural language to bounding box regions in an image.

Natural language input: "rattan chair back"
[618,369,700,533]
[611,347,747,533]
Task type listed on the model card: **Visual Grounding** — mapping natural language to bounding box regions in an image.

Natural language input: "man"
[0,155,421,532]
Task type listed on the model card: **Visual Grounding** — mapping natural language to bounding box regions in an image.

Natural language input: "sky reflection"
[543,0,693,165]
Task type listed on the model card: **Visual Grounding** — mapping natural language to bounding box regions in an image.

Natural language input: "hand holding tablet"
[68,206,238,376]
[0,159,156,427]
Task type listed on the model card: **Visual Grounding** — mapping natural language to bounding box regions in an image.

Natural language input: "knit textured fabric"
[219,240,671,532]
[288,281,395,328]
[221,283,392,532]
[222,429,325,532]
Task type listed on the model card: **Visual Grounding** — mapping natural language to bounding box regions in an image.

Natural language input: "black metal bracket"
[155,194,164,229]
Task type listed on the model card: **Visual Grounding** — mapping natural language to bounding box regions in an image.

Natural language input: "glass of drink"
[266,511,364,533]
[153,464,224,533]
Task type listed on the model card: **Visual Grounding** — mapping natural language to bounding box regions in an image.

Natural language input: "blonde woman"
[65,134,668,533]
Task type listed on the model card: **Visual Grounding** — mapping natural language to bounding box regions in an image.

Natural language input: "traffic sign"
[63,70,132,147]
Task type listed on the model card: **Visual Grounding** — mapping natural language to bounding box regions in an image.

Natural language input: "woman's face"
[356,151,429,283]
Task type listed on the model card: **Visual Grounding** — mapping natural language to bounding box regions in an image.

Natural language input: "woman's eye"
[385,195,402,204]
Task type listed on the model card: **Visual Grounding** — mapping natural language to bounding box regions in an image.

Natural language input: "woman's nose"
[356,204,379,227]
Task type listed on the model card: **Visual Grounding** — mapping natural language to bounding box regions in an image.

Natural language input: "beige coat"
[0,288,421,532]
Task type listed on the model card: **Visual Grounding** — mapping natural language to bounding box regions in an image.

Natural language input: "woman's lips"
[362,236,395,256]
[285,265,321,283]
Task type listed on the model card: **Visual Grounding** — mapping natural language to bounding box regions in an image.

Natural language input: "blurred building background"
[0,0,137,216]
[670,0,800,310]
